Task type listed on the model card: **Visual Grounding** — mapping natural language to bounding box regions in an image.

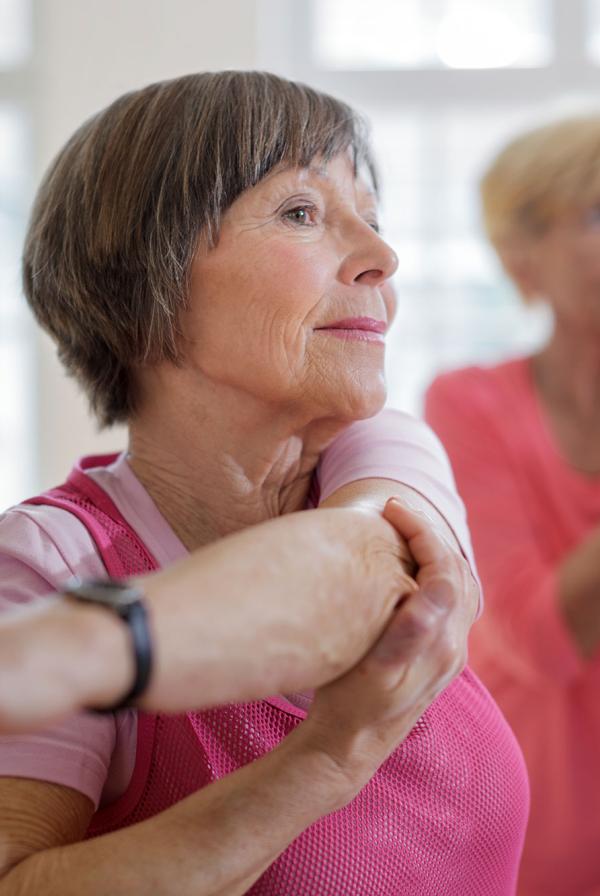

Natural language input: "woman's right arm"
[0,506,460,896]
[0,506,413,732]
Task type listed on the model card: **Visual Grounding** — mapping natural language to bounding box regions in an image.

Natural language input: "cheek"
[260,241,332,306]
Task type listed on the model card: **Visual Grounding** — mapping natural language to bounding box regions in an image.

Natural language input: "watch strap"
[111,597,153,711]
[63,579,154,713]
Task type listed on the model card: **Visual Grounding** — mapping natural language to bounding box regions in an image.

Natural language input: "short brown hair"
[23,71,376,426]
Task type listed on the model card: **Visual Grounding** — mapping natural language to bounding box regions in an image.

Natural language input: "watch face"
[64,579,142,608]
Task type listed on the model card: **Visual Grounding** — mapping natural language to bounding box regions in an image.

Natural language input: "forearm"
[139,506,409,709]
[0,508,409,728]
[0,724,353,896]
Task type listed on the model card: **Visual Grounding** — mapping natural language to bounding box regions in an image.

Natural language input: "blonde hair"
[480,115,600,250]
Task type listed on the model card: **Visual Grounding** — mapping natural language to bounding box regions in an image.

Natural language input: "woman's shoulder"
[329,406,443,450]
[318,407,451,492]
[0,502,106,608]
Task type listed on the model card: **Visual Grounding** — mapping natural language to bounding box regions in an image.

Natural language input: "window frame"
[259,0,595,106]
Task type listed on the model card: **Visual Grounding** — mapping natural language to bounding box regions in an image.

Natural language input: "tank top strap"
[23,454,158,578]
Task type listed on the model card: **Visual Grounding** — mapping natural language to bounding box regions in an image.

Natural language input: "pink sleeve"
[317,408,480,585]
[0,508,120,809]
[425,374,583,687]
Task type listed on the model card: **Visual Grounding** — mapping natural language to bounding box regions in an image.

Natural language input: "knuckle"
[402,605,437,642]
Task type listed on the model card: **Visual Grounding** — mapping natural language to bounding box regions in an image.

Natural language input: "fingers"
[382,498,449,570]
[369,587,449,665]
[308,584,463,767]
[366,587,465,715]
[382,497,476,622]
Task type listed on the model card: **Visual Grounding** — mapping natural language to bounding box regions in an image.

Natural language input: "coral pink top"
[426,358,600,896]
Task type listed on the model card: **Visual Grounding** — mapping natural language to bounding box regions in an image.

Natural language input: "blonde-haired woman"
[426,116,600,896]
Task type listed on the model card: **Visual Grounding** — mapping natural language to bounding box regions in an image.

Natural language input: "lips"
[316,317,387,333]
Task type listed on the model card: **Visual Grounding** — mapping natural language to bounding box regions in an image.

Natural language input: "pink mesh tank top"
[27,456,529,895]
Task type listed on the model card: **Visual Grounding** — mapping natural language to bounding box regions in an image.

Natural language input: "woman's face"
[182,151,398,422]
[527,204,600,333]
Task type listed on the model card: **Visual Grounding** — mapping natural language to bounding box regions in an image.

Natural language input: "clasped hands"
[0,498,478,750]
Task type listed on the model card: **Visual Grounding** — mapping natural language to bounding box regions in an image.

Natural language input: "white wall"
[31,0,262,488]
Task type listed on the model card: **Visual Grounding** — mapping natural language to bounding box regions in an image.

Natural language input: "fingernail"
[385,497,403,509]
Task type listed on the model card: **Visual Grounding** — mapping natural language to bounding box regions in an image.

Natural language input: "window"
[314,0,552,70]
[587,0,600,61]
[0,0,33,508]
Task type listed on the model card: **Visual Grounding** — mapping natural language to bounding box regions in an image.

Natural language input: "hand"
[303,500,470,795]
[383,495,479,630]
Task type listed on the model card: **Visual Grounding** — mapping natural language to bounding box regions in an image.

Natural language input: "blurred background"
[1,0,598,508]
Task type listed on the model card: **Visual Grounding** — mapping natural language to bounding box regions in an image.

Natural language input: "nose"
[338,221,399,288]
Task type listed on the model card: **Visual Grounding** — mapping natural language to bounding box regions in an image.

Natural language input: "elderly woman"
[425,116,600,896]
[0,72,528,895]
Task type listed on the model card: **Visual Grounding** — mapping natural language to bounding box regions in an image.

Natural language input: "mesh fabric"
[27,458,529,895]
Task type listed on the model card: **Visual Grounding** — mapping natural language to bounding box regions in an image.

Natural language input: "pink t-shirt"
[425,358,600,896]
[0,409,476,811]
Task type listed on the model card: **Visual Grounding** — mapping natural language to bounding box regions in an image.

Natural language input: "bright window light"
[369,109,551,413]
[0,105,33,507]
[312,0,552,70]
[586,0,600,62]
[0,0,31,69]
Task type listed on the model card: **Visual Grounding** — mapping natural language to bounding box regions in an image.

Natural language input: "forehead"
[261,154,377,202]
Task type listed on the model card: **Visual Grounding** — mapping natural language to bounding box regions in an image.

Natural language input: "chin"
[331,376,387,423]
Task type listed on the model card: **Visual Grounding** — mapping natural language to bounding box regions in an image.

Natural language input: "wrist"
[63,599,135,710]
[285,717,383,809]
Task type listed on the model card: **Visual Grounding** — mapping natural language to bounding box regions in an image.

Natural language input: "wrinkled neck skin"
[127,368,352,552]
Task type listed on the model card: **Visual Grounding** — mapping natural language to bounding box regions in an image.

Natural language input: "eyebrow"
[303,163,377,199]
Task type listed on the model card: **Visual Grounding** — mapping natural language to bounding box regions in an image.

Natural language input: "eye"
[367,220,381,234]
[282,204,318,226]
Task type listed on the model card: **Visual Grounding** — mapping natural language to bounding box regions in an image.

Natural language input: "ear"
[497,243,542,302]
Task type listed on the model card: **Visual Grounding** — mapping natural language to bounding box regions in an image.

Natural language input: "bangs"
[180,71,378,243]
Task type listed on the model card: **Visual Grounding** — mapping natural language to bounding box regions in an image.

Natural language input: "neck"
[127,373,346,550]
[533,321,600,420]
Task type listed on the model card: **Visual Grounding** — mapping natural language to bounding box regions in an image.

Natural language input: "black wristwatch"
[63,578,153,712]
